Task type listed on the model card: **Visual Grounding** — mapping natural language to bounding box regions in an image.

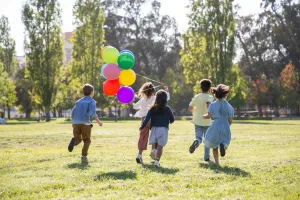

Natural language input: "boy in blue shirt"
[68,84,103,163]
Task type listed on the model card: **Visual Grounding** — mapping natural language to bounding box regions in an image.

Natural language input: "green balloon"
[103,47,119,64]
[118,53,135,69]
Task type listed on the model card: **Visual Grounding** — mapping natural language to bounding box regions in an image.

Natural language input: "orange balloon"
[100,46,110,59]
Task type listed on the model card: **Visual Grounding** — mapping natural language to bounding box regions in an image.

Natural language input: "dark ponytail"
[150,90,167,113]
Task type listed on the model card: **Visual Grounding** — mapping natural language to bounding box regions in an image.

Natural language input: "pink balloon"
[103,64,121,80]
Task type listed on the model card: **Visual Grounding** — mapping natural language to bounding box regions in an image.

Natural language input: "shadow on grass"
[5,122,33,125]
[95,171,137,181]
[199,163,250,177]
[142,164,179,175]
[67,162,90,170]
[234,121,295,125]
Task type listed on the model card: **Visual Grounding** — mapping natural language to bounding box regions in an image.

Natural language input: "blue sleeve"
[208,103,214,114]
[140,111,151,129]
[168,107,175,124]
[88,101,98,118]
[71,104,76,119]
[228,104,234,118]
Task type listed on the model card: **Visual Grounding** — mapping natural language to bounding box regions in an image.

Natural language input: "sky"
[0,0,262,56]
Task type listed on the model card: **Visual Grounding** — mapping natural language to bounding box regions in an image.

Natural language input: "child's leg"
[152,144,158,150]
[68,124,82,152]
[189,125,202,153]
[156,145,164,161]
[81,125,92,158]
[138,127,150,155]
[213,148,219,166]
[202,127,210,161]
[137,118,150,155]
[155,127,168,162]
[73,124,83,145]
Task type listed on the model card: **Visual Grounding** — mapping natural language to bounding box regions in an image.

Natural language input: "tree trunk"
[237,106,241,117]
[258,104,263,117]
[7,103,11,119]
[53,108,57,118]
[25,105,32,118]
[45,107,51,122]
[25,110,31,118]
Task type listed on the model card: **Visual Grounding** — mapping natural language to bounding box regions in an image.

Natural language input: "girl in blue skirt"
[202,84,234,166]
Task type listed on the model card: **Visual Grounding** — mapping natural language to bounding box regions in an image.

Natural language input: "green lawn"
[0,120,299,199]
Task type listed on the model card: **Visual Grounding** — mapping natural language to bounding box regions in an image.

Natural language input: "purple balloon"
[117,86,135,104]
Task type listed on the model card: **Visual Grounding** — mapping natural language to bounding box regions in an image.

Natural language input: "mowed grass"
[0,120,300,199]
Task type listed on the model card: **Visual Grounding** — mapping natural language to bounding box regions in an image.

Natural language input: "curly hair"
[138,82,155,99]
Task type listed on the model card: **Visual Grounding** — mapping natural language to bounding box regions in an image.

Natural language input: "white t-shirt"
[133,92,170,118]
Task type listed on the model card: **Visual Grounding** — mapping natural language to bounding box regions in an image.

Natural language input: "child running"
[140,90,175,167]
[202,84,234,166]
[133,82,169,164]
[188,79,214,162]
[68,84,103,164]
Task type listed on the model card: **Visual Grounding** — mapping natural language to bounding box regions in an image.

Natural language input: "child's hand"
[163,86,168,91]
[98,121,103,127]
[202,115,207,119]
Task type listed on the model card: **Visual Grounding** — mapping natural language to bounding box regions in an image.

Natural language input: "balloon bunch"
[100,46,136,104]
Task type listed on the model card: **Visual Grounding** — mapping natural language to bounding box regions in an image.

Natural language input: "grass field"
[0,119,300,199]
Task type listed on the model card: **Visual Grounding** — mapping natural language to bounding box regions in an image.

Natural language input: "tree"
[0,15,16,76]
[22,0,64,121]
[72,0,105,86]
[279,64,300,114]
[0,63,16,117]
[53,64,80,117]
[181,0,236,85]
[261,0,300,82]
[0,15,17,118]
[15,67,33,118]
[101,0,179,87]
[71,0,106,109]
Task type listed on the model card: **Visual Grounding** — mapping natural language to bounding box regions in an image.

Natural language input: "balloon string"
[111,85,162,103]
[135,85,162,94]
[135,73,167,86]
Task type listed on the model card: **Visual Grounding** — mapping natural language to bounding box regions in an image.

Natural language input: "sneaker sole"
[189,140,199,154]
[136,157,143,164]
[68,138,76,152]
[220,143,226,157]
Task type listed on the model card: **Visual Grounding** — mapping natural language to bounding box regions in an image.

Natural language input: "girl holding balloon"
[134,82,170,164]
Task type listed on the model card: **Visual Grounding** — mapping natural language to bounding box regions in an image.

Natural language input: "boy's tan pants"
[73,124,92,156]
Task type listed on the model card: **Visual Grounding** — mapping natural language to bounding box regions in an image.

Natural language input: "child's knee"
[83,138,91,145]
[75,138,82,145]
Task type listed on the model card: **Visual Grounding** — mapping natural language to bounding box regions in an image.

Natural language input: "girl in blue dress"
[202,84,234,166]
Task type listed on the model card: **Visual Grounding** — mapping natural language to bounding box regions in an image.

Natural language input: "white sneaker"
[153,160,160,167]
[150,149,157,160]
[136,154,143,164]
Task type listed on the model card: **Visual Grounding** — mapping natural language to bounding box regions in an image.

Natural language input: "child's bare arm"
[228,118,233,126]
[206,102,211,109]
[94,117,103,126]
[202,113,212,119]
